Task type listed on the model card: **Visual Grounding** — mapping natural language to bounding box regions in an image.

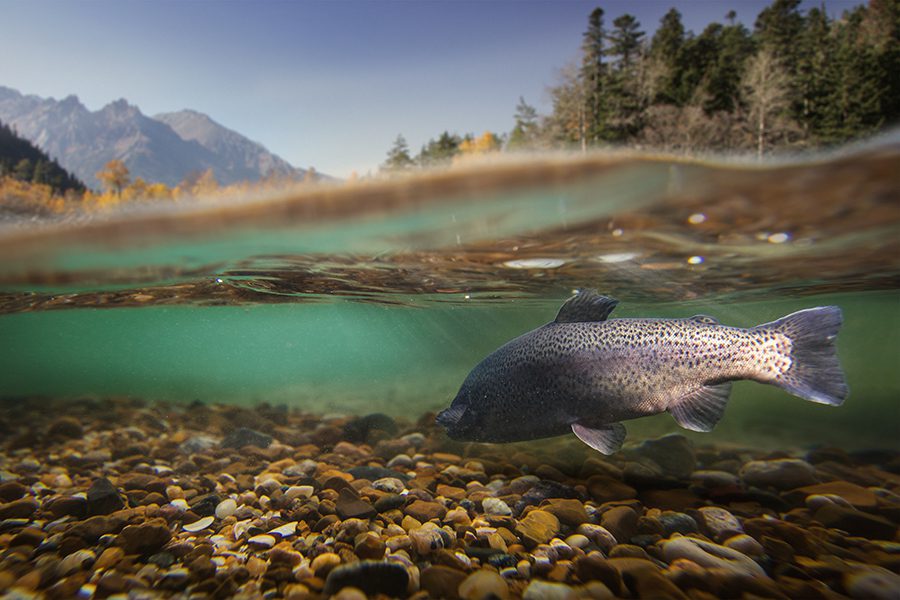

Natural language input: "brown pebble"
[311,552,342,577]
[47,495,88,519]
[516,509,560,546]
[0,481,28,502]
[814,503,898,540]
[335,488,377,520]
[600,506,638,544]
[47,416,84,439]
[117,518,172,555]
[406,500,447,522]
[94,547,125,570]
[543,498,589,527]
[354,533,386,560]
[421,565,466,600]
[0,497,38,519]
[574,554,622,595]
[10,527,45,548]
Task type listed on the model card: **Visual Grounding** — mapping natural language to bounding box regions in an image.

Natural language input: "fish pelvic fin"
[669,382,732,432]
[555,289,618,323]
[572,421,626,455]
[753,306,848,406]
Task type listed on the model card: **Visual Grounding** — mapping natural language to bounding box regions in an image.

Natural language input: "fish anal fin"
[669,382,732,432]
[556,289,618,323]
[572,421,626,455]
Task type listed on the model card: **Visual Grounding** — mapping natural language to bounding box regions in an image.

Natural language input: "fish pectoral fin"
[668,382,732,432]
[555,289,619,323]
[571,421,626,455]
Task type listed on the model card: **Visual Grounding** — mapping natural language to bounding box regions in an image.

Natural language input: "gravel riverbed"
[0,397,898,599]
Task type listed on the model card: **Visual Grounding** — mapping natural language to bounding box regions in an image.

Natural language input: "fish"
[436,290,848,454]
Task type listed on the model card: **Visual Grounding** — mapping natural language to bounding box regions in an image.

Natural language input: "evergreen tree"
[649,8,686,105]
[508,97,540,150]
[0,120,85,194]
[418,131,461,167]
[581,8,607,145]
[603,14,647,141]
[382,134,414,174]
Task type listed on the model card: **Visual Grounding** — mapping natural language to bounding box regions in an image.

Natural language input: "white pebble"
[248,534,276,548]
[215,498,237,519]
[270,522,298,538]
[482,497,512,516]
[183,516,214,532]
[284,485,315,500]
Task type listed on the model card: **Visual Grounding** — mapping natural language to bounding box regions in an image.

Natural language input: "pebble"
[0,497,38,519]
[421,565,467,599]
[600,506,638,543]
[814,503,898,540]
[697,506,743,542]
[86,477,124,515]
[517,510,561,546]
[458,569,510,600]
[335,488,377,520]
[117,519,172,555]
[739,458,818,489]
[482,497,512,516]
[270,521,298,537]
[662,536,766,577]
[58,549,96,575]
[215,498,237,519]
[543,498,589,526]
[372,477,405,494]
[248,534,276,548]
[183,516,215,532]
[523,580,579,600]
[576,524,617,553]
[311,552,342,577]
[844,566,900,600]
[690,469,740,488]
[723,533,765,556]
[406,500,447,522]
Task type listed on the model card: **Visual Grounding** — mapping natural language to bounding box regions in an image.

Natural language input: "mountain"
[0,86,310,189]
[0,119,85,194]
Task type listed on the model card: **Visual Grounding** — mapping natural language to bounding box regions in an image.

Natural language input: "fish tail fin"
[753,306,848,406]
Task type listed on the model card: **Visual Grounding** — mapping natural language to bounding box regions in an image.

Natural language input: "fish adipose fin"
[572,421,626,454]
[754,306,848,406]
[669,382,732,432]
[556,289,618,323]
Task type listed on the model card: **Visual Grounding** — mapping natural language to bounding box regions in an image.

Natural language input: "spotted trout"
[436,290,848,454]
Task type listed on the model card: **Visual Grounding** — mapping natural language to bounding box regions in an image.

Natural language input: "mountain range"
[0,86,311,189]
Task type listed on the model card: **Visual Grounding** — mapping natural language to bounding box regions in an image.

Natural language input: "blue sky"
[2,1,862,177]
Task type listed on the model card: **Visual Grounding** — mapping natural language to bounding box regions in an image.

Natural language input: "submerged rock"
[220,427,272,449]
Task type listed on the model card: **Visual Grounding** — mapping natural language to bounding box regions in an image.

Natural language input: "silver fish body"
[436,290,848,454]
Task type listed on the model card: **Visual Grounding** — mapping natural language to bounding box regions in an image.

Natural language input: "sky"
[1,1,864,178]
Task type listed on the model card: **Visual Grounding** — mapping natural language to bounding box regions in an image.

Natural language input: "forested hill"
[0,120,85,194]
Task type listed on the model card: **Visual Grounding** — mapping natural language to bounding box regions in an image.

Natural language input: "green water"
[1,150,898,451]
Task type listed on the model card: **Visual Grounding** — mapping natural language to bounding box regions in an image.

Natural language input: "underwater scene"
[1,145,899,599]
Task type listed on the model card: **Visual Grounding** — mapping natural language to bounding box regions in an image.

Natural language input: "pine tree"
[418,132,461,167]
[382,134,415,174]
[603,14,646,141]
[508,97,540,150]
[649,8,686,105]
[581,8,607,146]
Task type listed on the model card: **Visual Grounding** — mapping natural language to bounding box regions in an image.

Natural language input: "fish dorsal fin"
[690,315,719,325]
[555,290,619,323]
[668,382,732,432]
[571,421,626,455]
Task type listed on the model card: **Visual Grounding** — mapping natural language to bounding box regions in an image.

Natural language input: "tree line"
[0,120,86,195]
[383,0,899,172]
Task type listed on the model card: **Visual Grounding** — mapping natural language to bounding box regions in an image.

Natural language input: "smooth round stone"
[662,536,766,577]
[248,534,276,548]
[723,534,764,557]
[565,534,590,549]
[58,549,95,576]
[284,485,315,501]
[458,569,510,600]
[576,524,617,553]
[372,478,405,494]
[183,516,214,532]
[482,497,512,516]
[270,522,298,537]
[739,459,818,490]
[169,498,189,512]
[806,493,852,511]
[311,552,342,577]
[517,510,561,546]
[523,580,578,600]
[215,498,237,519]
[844,566,900,600]
[657,512,698,536]
[698,506,743,542]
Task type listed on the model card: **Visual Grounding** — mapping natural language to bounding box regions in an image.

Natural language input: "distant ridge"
[0,86,314,189]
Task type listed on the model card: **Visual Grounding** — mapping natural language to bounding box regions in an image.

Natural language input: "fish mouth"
[435,405,465,429]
